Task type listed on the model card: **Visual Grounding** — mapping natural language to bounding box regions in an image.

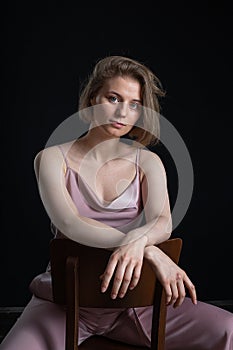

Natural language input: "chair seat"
[80,335,148,349]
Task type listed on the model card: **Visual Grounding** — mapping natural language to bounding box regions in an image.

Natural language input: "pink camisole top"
[52,145,144,235]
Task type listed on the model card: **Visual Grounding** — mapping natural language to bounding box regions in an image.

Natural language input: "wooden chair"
[50,238,182,350]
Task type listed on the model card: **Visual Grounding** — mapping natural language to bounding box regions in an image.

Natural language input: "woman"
[1,55,232,349]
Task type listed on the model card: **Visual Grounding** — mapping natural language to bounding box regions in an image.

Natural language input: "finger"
[173,274,186,308]
[170,280,179,307]
[118,263,135,298]
[129,262,142,290]
[163,282,173,306]
[111,262,128,299]
[184,275,197,305]
[101,257,118,293]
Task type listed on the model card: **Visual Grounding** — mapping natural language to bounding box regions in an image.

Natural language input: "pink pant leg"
[0,296,66,350]
[165,298,233,350]
[134,297,233,350]
[0,297,94,350]
[1,297,232,350]
[80,299,233,349]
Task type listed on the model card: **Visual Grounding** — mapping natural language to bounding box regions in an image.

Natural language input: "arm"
[34,145,125,248]
[100,149,197,306]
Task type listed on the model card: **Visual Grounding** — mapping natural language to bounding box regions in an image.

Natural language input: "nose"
[116,102,128,118]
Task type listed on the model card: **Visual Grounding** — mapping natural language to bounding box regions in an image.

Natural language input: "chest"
[70,158,138,202]
[96,160,138,202]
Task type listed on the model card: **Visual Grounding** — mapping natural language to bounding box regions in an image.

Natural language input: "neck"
[79,126,122,162]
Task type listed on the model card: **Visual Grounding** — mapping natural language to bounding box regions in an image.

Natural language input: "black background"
[1,3,233,306]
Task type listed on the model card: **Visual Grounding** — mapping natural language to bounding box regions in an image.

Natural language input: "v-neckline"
[66,165,139,208]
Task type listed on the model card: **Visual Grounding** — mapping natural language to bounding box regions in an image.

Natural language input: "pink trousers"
[1,295,232,350]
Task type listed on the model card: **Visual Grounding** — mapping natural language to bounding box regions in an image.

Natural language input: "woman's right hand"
[144,245,197,308]
[100,235,148,299]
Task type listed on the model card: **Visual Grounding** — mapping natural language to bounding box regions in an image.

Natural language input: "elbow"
[165,216,172,240]
[165,230,172,240]
[51,215,74,239]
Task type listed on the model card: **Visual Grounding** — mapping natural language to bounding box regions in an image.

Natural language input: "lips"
[109,119,126,128]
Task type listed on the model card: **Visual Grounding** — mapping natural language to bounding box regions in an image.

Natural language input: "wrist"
[144,245,160,262]
[144,245,153,261]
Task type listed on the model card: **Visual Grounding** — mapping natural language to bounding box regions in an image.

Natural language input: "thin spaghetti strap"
[135,147,140,175]
[57,145,69,167]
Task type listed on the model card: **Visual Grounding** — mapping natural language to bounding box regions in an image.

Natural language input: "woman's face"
[90,76,142,138]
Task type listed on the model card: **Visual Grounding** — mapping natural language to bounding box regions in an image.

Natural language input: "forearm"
[139,215,172,246]
[120,215,172,247]
[62,213,126,248]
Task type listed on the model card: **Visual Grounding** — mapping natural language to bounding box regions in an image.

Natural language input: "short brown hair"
[78,55,165,146]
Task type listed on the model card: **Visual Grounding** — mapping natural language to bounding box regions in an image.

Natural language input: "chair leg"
[151,282,166,350]
[66,256,79,350]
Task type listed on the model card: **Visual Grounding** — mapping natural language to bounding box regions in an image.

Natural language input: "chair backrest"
[50,238,182,308]
[50,238,182,350]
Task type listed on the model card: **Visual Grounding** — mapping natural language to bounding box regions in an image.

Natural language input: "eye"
[129,102,141,110]
[108,96,119,104]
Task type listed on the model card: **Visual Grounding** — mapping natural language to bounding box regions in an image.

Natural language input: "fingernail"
[111,294,116,299]
[101,287,106,293]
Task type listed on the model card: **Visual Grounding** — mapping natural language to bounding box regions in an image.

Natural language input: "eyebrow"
[108,90,142,104]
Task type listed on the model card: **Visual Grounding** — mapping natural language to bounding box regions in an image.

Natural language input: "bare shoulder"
[139,148,165,168]
[34,140,75,162]
[137,148,167,182]
[34,145,58,165]
[33,146,57,179]
[33,140,76,177]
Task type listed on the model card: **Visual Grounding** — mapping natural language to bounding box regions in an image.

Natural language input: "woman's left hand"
[144,245,197,307]
[100,235,147,299]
